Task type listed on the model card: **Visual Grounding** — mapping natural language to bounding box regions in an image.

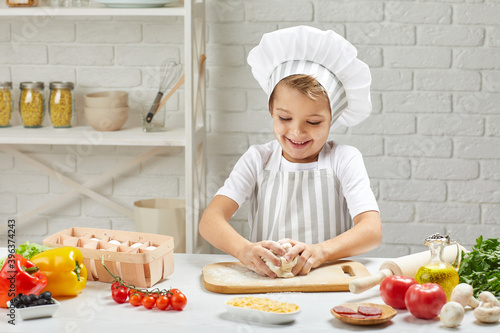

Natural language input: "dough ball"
[264,243,298,278]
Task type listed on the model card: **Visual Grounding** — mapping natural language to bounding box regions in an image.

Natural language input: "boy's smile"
[270,84,331,163]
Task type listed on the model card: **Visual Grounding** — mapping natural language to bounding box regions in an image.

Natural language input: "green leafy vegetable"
[15,241,51,260]
[458,236,500,298]
[0,241,51,269]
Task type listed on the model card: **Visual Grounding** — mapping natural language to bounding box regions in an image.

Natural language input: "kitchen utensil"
[84,106,129,131]
[145,59,182,123]
[155,54,206,114]
[84,91,128,108]
[7,299,60,321]
[330,302,397,326]
[202,260,371,294]
[349,244,465,294]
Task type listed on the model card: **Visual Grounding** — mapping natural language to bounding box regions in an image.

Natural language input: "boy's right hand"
[239,241,286,278]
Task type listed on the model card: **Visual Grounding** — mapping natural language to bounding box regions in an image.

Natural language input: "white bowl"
[84,106,129,131]
[7,298,60,321]
[84,91,128,108]
[225,297,301,325]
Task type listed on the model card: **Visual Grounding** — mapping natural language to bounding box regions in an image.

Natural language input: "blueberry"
[36,299,48,306]
[18,304,26,309]
[29,294,39,303]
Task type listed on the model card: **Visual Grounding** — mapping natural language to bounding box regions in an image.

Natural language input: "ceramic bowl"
[7,299,60,321]
[84,91,129,108]
[84,106,129,131]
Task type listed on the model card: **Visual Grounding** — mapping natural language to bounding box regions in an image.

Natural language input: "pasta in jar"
[19,82,45,128]
[49,82,74,128]
[0,82,13,128]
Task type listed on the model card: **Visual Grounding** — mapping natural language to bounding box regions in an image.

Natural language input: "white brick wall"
[1,0,499,257]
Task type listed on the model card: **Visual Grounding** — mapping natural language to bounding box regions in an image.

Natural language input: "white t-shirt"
[216,140,379,220]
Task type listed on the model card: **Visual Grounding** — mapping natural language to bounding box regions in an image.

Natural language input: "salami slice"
[332,306,357,314]
[358,306,383,317]
[342,313,369,319]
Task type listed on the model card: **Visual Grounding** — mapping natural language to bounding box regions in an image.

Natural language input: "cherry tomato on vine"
[156,295,170,310]
[142,295,156,309]
[129,293,143,307]
[170,292,187,311]
[112,287,128,304]
[167,288,181,298]
[111,281,125,291]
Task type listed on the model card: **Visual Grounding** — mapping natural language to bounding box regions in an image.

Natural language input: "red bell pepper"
[0,254,48,308]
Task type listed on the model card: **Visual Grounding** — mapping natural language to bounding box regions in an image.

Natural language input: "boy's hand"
[278,239,326,276]
[239,240,286,278]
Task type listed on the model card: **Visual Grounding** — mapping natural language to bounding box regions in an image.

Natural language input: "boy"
[199,26,382,278]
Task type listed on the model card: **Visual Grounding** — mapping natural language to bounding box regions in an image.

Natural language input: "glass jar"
[19,82,45,128]
[6,0,40,7]
[414,233,460,301]
[0,82,13,128]
[49,82,74,128]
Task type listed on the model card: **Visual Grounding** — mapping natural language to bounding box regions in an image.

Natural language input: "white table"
[0,250,496,332]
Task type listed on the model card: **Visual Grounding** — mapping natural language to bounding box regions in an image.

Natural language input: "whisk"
[145,59,182,123]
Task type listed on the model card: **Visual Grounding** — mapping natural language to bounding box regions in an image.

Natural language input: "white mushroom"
[440,301,465,328]
[450,283,480,309]
[473,291,500,323]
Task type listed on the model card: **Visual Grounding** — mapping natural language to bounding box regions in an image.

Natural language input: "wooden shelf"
[0,126,187,146]
[0,4,185,16]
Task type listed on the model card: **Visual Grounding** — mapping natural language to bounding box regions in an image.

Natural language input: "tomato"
[167,288,181,298]
[170,292,187,311]
[379,275,417,309]
[129,293,143,307]
[142,295,156,309]
[111,287,128,304]
[405,283,447,319]
[156,295,170,310]
[111,281,122,291]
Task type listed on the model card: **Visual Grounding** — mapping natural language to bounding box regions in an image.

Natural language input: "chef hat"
[247,25,372,128]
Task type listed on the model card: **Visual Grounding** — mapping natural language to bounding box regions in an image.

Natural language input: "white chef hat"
[247,25,372,128]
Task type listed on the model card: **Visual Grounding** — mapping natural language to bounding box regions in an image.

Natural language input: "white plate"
[94,0,177,8]
[225,297,301,325]
[7,299,60,321]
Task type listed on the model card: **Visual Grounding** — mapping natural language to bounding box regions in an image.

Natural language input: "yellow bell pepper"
[31,246,87,296]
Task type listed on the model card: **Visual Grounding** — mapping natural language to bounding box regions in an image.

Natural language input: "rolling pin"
[349,244,466,294]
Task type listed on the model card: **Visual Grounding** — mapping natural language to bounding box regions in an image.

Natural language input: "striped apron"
[248,143,352,243]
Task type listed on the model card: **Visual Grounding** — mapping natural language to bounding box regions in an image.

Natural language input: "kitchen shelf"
[0,126,187,146]
[0,5,185,16]
[0,0,207,254]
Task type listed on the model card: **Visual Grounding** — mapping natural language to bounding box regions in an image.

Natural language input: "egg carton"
[43,227,175,288]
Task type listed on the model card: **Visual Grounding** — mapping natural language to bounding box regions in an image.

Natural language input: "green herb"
[458,236,500,298]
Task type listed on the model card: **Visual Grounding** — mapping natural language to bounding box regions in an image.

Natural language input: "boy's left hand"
[278,239,326,276]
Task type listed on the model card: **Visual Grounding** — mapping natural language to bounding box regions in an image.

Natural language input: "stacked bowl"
[84,91,129,131]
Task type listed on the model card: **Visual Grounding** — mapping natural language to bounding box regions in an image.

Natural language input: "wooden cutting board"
[202,260,371,294]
